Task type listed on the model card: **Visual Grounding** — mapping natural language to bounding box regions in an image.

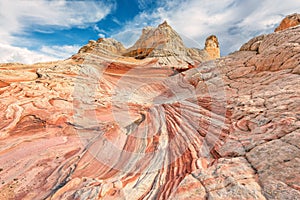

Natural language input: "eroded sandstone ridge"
[204,35,220,60]
[275,13,300,32]
[0,17,299,200]
[78,21,217,69]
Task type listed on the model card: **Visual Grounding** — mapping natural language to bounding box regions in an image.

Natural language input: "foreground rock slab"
[0,22,299,199]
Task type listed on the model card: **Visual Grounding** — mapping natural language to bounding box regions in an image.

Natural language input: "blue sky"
[1,0,300,64]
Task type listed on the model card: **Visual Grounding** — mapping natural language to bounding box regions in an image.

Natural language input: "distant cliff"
[78,21,220,69]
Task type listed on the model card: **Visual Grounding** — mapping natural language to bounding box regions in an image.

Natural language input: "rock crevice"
[0,14,299,200]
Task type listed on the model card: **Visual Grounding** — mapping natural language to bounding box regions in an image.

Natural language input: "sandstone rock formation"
[78,38,126,56]
[204,35,220,60]
[0,16,299,200]
[124,21,186,58]
[275,13,300,32]
[77,21,213,69]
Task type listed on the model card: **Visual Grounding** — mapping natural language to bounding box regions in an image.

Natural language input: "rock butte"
[0,16,299,200]
[274,13,300,32]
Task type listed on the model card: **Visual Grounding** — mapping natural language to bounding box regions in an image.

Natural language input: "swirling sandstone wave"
[0,20,299,200]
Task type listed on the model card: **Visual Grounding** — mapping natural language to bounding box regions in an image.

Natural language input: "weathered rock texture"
[124,21,187,59]
[0,17,299,200]
[78,38,126,56]
[124,21,189,68]
[79,21,213,69]
[275,13,300,32]
[204,35,220,60]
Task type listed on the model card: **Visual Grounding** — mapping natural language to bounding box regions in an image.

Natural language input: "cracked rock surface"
[0,23,299,199]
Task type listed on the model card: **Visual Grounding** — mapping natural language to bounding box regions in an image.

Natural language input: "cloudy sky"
[1,0,300,64]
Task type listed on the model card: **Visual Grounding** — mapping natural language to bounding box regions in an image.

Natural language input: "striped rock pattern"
[0,22,299,199]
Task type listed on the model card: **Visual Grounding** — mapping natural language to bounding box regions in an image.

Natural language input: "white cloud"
[93,25,100,33]
[93,25,107,39]
[112,17,122,25]
[0,0,114,44]
[98,33,106,38]
[112,29,144,48]
[0,43,57,64]
[112,0,300,55]
[137,0,155,9]
[40,45,80,59]
[0,43,80,64]
[111,12,160,47]
[0,0,114,63]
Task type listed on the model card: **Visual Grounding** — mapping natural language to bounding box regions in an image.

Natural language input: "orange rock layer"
[0,20,300,199]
